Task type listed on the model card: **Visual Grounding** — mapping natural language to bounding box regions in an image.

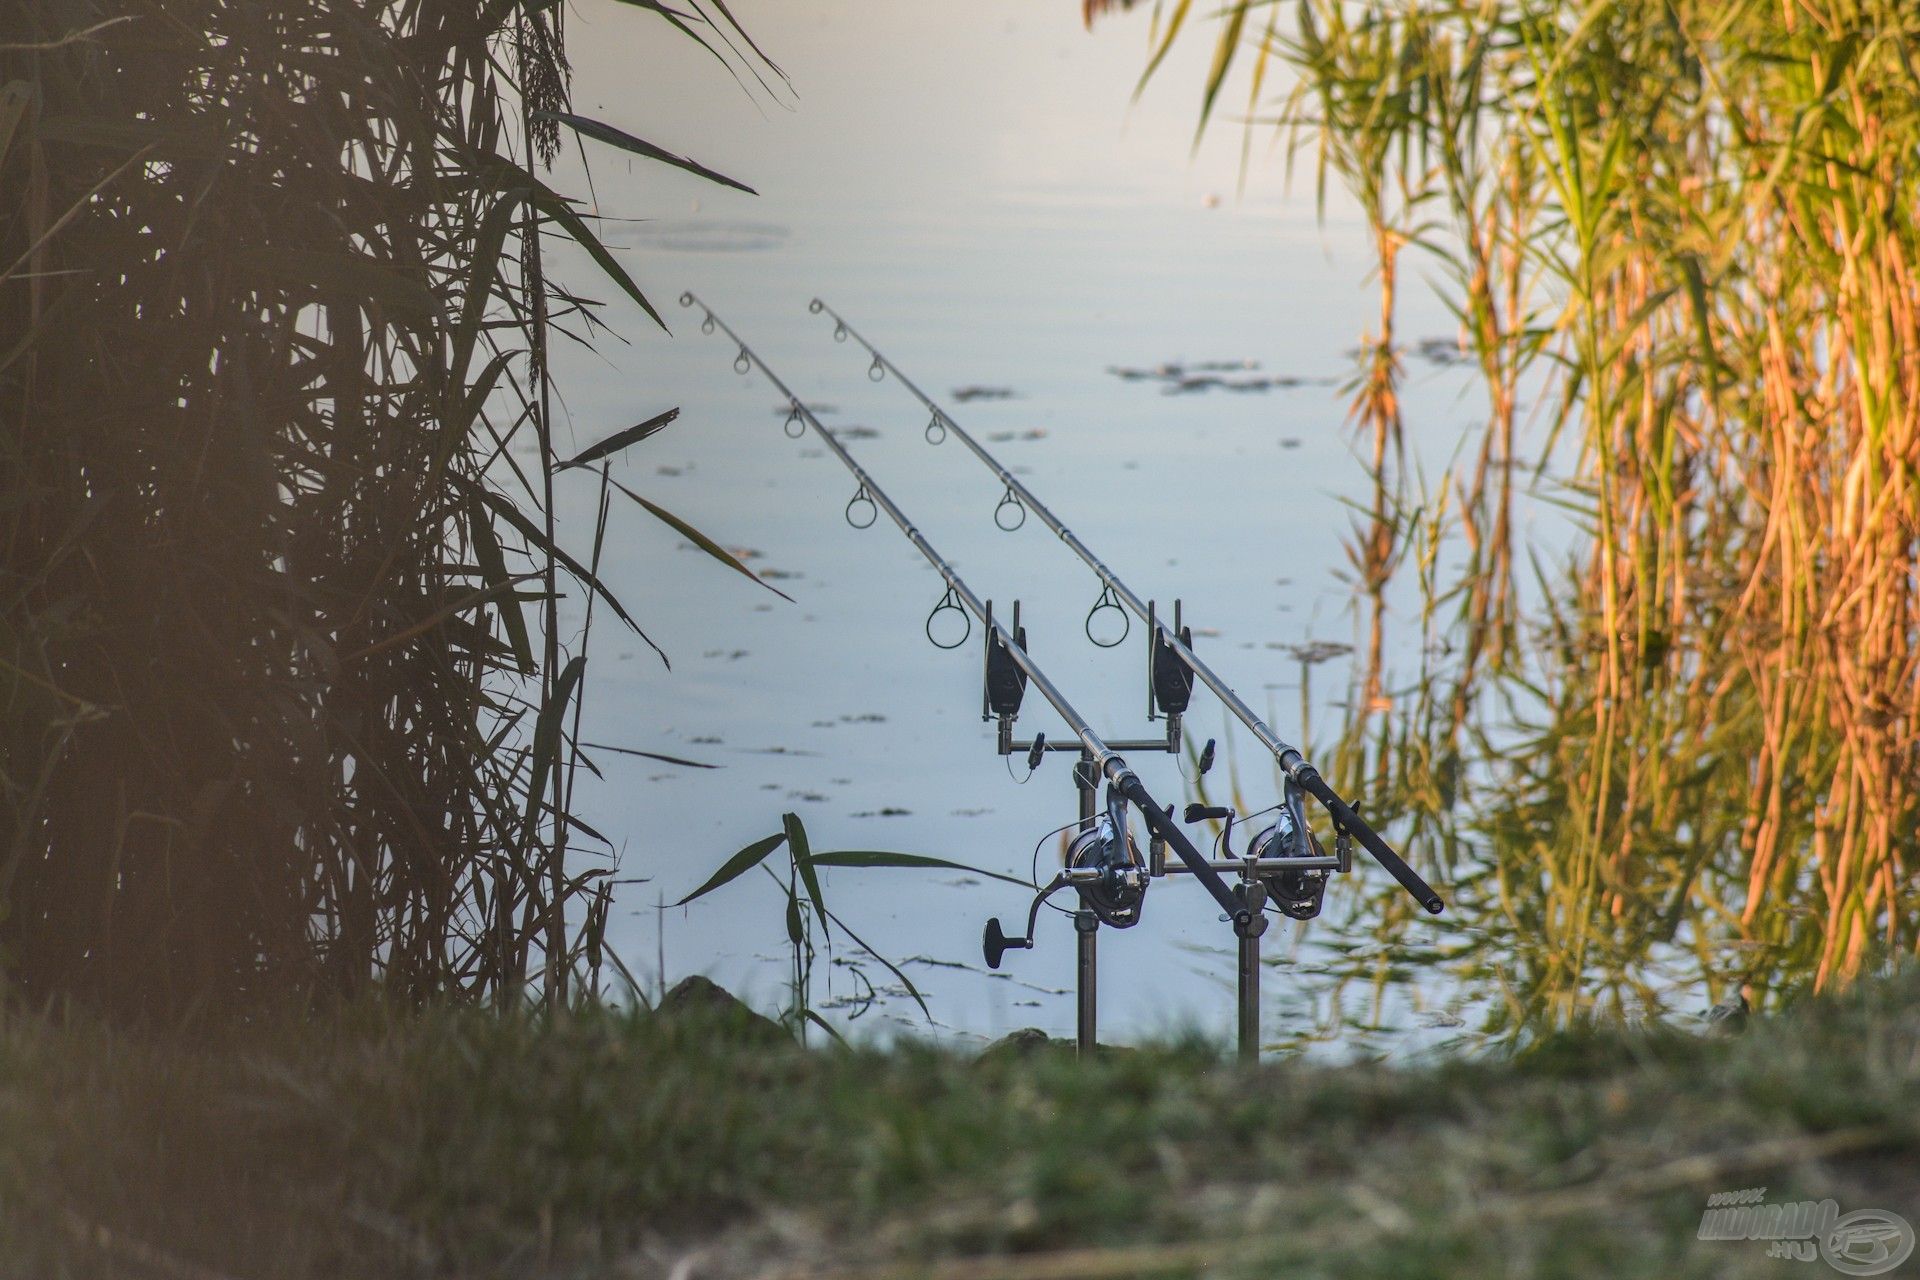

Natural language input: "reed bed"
[1112,0,1920,1023]
[0,1,774,1015]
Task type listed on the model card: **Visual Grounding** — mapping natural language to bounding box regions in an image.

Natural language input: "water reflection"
[1267,530,1911,1055]
[554,2,1915,1056]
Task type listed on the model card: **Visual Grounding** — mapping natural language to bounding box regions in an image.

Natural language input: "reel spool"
[1065,814,1146,929]
[1246,788,1330,921]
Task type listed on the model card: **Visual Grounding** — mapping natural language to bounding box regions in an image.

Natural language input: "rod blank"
[807,297,1443,915]
[680,292,1249,926]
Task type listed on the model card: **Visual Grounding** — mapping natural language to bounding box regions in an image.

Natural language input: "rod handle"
[1293,767,1444,914]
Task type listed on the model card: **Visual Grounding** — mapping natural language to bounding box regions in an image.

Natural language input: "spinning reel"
[1245,781,1340,922]
[1183,776,1349,924]
[984,785,1147,969]
[988,763,1354,968]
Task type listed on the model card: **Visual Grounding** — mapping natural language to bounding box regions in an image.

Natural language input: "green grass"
[3,971,1917,1279]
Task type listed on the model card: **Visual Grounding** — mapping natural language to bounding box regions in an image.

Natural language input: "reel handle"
[983,917,1032,970]
[983,871,1069,969]
[1184,803,1231,823]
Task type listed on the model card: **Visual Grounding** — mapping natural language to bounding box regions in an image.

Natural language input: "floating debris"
[951,386,1017,402]
[1286,640,1354,666]
[772,401,836,416]
[1106,361,1335,396]
[851,806,912,817]
[903,955,1068,996]
[827,424,881,440]
[902,954,970,970]
[1412,335,1471,367]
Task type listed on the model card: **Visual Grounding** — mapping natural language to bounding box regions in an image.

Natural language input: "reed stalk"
[1111,0,1920,1025]
[1,0,778,1014]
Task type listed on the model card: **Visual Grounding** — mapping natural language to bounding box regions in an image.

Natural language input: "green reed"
[1,1,778,1015]
[1107,0,1920,1027]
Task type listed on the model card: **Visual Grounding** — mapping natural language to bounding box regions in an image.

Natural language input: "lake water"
[535,0,1527,1054]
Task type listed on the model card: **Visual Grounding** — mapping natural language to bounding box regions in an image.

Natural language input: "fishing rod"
[683,292,1357,1058]
[678,292,1262,912]
[806,298,1444,918]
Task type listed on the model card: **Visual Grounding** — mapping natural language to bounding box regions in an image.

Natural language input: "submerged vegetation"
[1107,0,1920,1031]
[0,2,778,1014]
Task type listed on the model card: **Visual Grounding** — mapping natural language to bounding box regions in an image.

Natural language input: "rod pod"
[806,299,1444,916]
[680,293,1250,939]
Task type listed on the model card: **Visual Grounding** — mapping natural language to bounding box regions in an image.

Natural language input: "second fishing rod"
[678,292,1252,942]
[807,298,1443,917]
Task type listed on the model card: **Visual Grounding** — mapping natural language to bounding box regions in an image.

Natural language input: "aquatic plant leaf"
[785,813,829,944]
[800,1008,848,1045]
[472,482,668,665]
[823,905,929,1021]
[609,478,793,601]
[535,112,756,194]
[229,246,441,320]
[466,496,536,674]
[523,656,588,843]
[805,851,1032,890]
[677,832,788,906]
[526,183,668,331]
[560,408,680,469]
[580,742,718,769]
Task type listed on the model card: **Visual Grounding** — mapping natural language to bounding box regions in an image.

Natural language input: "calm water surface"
[534,1,1547,1054]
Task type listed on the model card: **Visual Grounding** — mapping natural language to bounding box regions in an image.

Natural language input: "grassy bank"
[3,973,1916,1279]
